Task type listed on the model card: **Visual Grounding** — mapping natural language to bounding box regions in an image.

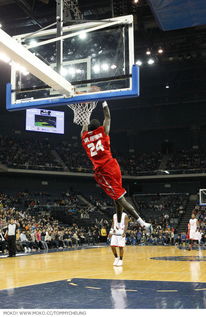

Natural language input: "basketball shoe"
[113,257,119,266]
[116,259,123,266]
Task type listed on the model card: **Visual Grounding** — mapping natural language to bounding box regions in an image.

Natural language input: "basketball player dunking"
[81,101,152,233]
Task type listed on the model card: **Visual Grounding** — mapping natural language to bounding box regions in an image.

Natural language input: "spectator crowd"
[1,134,206,176]
[134,193,188,228]
[0,192,106,255]
[166,148,206,174]
[1,190,206,256]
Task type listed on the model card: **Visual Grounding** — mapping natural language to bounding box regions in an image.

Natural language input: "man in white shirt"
[109,208,129,266]
[20,231,31,253]
[6,218,18,257]
[188,213,201,250]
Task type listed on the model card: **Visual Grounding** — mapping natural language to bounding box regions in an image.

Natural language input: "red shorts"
[94,158,126,200]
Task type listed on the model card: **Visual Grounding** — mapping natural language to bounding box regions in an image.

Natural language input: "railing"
[4,164,206,179]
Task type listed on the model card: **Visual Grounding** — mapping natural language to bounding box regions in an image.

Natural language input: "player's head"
[88,119,100,131]
[191,213,196,219]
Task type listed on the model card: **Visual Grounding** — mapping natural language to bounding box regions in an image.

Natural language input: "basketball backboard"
[2,15,139,111]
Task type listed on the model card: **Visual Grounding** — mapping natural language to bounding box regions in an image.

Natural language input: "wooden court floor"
[0,245,206,309]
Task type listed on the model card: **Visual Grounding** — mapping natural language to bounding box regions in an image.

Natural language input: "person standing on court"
[81,101,152,233]
[187,213,201,250]
[6,218,19,257]
[0,229,7,254]
[109,207,129,266]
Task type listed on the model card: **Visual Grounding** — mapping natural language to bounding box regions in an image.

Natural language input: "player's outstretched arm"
[102,101,111,135]
[81,123,88,137]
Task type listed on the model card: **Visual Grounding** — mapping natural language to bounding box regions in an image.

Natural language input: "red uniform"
[81,126,126,200]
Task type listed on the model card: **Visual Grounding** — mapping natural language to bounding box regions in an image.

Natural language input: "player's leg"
[116,247,124,266]
[119,247,124,260]
[114,199,150,232]
[112,158,153,232]
[114,201,123,223]
[94,160,152,232]
[111,245,118,257]
[116,196,153,233]
[111,246,119,266]
[116,196,139,219]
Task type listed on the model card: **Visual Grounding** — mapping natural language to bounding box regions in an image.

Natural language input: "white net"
[68,101,98,126]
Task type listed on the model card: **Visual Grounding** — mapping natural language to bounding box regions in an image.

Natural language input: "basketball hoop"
[68,101,98,126]
[68,86,100,125]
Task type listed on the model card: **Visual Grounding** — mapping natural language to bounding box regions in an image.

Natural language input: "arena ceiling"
[0,0,205,64]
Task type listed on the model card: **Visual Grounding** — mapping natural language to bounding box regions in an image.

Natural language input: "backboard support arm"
[0,28,74,97]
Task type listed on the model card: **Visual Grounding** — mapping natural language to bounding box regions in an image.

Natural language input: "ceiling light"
[79,32,87,40]
[60,67,68,76]
[146,49,151,55]
[68,67,76,76]
[165,85,170,89]
[76,69,82,74]
[111,64,117,69]
[158,48,164,54]
[93,64,100,73]
[136,60,142,66]
[147,58,155,65]
[101,63,109,71]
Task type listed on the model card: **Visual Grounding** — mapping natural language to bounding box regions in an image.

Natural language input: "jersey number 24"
[87,140,104,157]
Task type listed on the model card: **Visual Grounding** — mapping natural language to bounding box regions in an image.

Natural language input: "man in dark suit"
[6,218,19,257]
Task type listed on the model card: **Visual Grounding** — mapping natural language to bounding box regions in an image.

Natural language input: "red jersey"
[81,126,113,170]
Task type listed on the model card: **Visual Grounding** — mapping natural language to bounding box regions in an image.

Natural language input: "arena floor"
[0,245,206,309]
